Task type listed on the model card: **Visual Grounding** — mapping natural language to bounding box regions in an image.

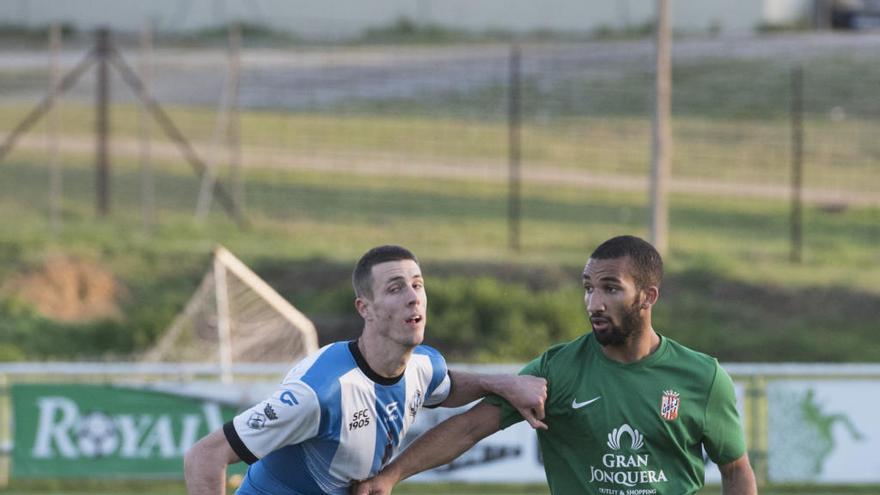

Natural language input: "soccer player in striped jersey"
[184,245,547,495]
[353,236,757,495]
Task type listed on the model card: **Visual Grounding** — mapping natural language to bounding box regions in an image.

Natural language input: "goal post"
[142,246,319,382]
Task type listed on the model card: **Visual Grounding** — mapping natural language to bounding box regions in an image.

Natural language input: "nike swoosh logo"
[571,396,601,409]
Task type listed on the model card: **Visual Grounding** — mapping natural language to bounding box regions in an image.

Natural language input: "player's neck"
[600,327,661,364]
[357,334,413,379]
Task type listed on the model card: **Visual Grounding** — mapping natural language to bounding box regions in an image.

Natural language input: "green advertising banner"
[12,383,242,479]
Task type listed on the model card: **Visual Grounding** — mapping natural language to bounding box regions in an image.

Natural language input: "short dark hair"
[352,245,420,299]
[590,235,663,289]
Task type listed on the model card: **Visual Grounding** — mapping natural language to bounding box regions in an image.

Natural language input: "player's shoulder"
[282,341,359,396]
[534,334,591,370]
[547,333,591,359]
[413,343,445,361]
[660,335,724,376]
[287,341,353,374]
[410,344,448,376]
[663,336,718,363]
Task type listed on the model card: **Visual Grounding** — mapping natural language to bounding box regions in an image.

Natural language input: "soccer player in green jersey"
[352,235,757,495]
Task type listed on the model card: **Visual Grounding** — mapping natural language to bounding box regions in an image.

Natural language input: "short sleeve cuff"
[223,421,259,465]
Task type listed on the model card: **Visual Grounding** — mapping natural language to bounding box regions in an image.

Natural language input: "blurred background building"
[0,0,824,37]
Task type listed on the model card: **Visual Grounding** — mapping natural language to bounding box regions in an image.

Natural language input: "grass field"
[2,100,879,195]
[1,141,877,292]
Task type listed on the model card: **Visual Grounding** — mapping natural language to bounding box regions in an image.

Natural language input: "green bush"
[0,298,130,360]
[3,251,879,364]
[425,277,584,362]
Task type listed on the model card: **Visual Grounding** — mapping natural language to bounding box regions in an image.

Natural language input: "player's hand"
[350,473,394,495]
[498,375,548,430]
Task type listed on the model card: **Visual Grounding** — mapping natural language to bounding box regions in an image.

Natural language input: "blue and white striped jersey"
[224,340,452,495]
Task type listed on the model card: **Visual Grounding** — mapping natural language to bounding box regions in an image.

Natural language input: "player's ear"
[641,286,659,309]
[355,297,370,319]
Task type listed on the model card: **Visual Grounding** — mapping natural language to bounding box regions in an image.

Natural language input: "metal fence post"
[650,0,672,257]
[508,44,522,252]
[228,23,244,218]
[790,66,804,263]
[95,27,111,218]
[746,374,769,487]
[48,23,62,235]
[139,20,155,233]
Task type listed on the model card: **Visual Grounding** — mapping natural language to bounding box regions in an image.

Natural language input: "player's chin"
[406,327,426,347]
[592,326,616,346]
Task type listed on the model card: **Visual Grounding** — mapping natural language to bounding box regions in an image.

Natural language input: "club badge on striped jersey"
[660,390,680,421]
[409,389,423,418]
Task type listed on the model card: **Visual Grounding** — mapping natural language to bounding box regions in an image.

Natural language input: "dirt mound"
[3,255,127,322]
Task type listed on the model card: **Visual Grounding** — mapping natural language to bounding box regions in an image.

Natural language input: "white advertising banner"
[767,380,879,484]
[64,364,876,486]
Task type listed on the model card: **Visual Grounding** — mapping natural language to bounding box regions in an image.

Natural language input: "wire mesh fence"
[0,29,878,263]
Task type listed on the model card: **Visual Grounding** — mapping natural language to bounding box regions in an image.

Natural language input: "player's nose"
[587,293,604,314]
[405,285,420,305]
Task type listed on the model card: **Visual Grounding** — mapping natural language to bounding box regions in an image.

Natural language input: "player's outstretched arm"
[443,370,547,429]
[351,401,503,495]
[718,453,757,495]
[184,428,242,495]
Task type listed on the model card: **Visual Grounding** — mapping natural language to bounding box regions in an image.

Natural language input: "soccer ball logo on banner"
[75,411,120,458]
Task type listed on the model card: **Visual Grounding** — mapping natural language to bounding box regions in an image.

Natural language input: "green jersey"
[488,333,745,495]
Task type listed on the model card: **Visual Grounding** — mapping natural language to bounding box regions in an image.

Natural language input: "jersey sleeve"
[223,380,321,463]
[702,361,747,466]
[420,345,452,408]
[483,355,544,430]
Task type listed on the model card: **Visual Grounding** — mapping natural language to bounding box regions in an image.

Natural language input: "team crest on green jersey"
[660,390,680,421]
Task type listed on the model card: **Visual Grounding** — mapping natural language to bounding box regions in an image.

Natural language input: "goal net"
[142,246,318,381]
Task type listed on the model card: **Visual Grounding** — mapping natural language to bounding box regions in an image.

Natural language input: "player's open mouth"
[405,315,423,324]
[591,317,610,331]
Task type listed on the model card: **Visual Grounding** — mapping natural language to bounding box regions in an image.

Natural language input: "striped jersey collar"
[349,339,405,386]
